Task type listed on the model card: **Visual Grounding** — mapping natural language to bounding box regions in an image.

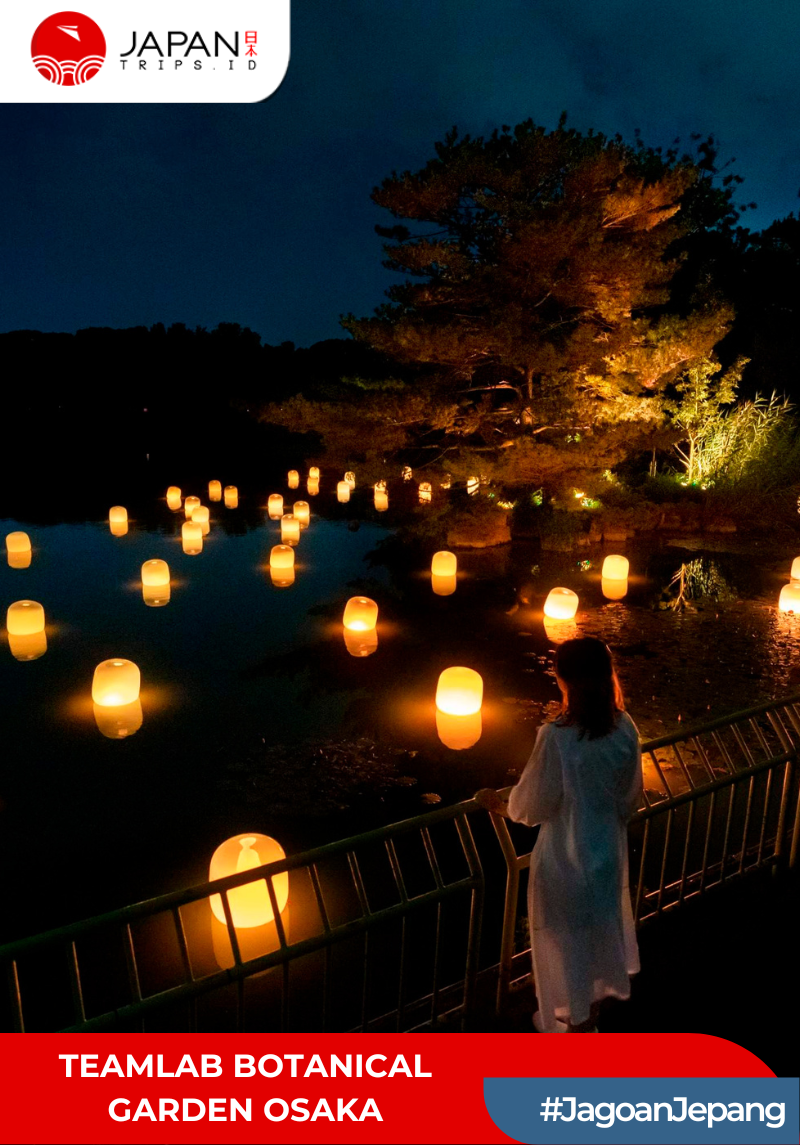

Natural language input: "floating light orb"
[109,506,128,536]
[281,514,300,545]
[191,505,210,535]
[209,834,289,928]
[431,551,457,578]
[167,486,182,511]
[436,710,482,750]
[270,544,295,588]
[343,596,379,632]
[288,470,300,489]
[8,632,47,661]
[466,476,479,495]
[602,577,628,601]
[432,574,457,597]
[92,658,140,707]
[307,478,320,497]
[543,617,578,644]
[183,495,201,519]
[309,467,320,480]
[792,557,800,581]
[436,666,483,716]
[402,466,413,481]
[602,555,630,580]
[374,490,389,512]
[268,494,284,520]
[208,480,222,502]
[182,520,203,555]
[293,501,310,527]
[7,600,45,637]
[337,481,350,503]
[344,629,378,657]
[94,699,143,739]
[419,482,432,504]
[142,558,170,587]
[779,583,800,613]
[6,531,31,554]
[544,587,579,620]
[224,485,238,508]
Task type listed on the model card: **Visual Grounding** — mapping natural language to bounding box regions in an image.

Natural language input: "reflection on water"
[93,698,143,739]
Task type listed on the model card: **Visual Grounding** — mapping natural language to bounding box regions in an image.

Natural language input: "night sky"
[2,0,800,346]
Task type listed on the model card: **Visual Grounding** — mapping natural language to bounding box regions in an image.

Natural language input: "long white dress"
[507,711,643,1031]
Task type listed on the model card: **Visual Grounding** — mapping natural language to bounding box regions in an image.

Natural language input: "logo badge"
[31,11,106,86]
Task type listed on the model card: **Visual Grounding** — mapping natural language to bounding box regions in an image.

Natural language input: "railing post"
[489,811,523,1017]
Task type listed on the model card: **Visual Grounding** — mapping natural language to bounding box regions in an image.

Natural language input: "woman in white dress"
[476,636,643,1033]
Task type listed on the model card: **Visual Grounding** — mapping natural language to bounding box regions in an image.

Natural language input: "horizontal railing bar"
[639,693,800,751]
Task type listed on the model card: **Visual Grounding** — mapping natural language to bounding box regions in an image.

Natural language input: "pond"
[2,479,799,944]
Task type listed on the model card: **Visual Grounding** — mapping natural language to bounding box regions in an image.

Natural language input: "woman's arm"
[505,723,563,827]
[474,788,509,816]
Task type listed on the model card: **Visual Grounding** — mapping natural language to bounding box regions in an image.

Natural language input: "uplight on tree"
[344,471,356,489]
[419,482,432,504]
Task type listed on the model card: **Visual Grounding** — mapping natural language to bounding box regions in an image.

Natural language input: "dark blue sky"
[2,0,800,346]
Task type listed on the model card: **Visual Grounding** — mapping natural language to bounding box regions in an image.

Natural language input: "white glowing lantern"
[109,506,128,536]
[544,587,579,620]
[344,471,356,490]
[224,485,238,508]
[402,466,413,481]
[436,666,483,716]
[182,520,203,555]
[431,551,457,577]
[208,480,222,502]
[6,532,31,569]
[183,495,200,519]
[293,501,310,527]
[309,466,320,480]
[92,659,140,707]
[7,600,45,637]
[602,578,628,601]
[94,700,143,739]
[307,478,320,497]
[374,490,389,512]
[432,574,457,597]
[602,555,629,580]
[191,505,210,535]
[209,834,289,928]
[288,470,300,489]
[337,481,351,503]
[268,494,284,520]
[791,557,800,581]
[167,486,182,511]
[419,482,432,504]
[281,514,301,545]
[8,632,47,661]
[343,597,378,632]
[779,583,800,613]
[142,558,170,587]
[270,544,295,588]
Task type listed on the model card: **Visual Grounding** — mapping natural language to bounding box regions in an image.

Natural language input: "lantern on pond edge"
[466,476,479,496]
[167,486,182,510]
[94,699,143,739]
[344,471,356,490]
[268,494,284,520]
[309,467,320,480]
[779,583,800,613]
[293,501,310,527]
[281,514,301,545]
[544,587,579,620]
[224,485,238,508]
[182,520,203,555]
[209,834,289,928]
[92,658,140,707]
[791,557,800,581]
[602,554,629,580]
[374,490,389,512]
[109,506,128,536]
[343,597,379,632]
[184,495,201,519]
[440,474,452,490]
[431,551,457,578]
[208,480,222,502]
[307,478,320,497]
[7,600,45,636]
[192,505,210,535]
[435,667,483,750]
[8,632,47,661]
[602,577,628,601]
[337,481,350,503]
[288,470,300,489]
[6,532,31,569]
[270,544,295,588]
[419,482,432,504]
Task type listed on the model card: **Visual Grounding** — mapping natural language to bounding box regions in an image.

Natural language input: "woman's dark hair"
[555,637,624,740]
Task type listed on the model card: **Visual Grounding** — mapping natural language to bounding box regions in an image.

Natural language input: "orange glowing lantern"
[8,632,47,661]
[419,482,432,504]
[93,699,143,739]
[791,557,800,581]
[374,490,389,512]
[7,600,45,637]
[182,520,203,555]
[184,495,201,519]
[435,667,483,750]
[268,494,284,520]
[293,501,310,527]
[466,476,479,496]
[602,555,629,580]
[431,551,457,578]
[343,596,378,632]
[209,834,289,928]
[208,480,222,502]
[601,577,628,601]
[167,486,182,510]
[281,514,300,545]
[432,574,456,597]
[269,544,295,587]
[109,506,128,536]
[436,710,481,750]
[337,481,351,503]
[92,658,140,707]
[191,505,210,535]
[307,477,320,497]
[141,559,170,606]
[288,470,300,489]
[779,583,800,613]
[309,466,320,480]
[224,485,238,508]
[544,587,579,620]
[6,531,31,568]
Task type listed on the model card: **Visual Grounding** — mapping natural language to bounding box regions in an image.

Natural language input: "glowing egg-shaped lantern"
[209,834,289,928]
[268,494,284,520]
[435,667,483,750]
[182,520,203,555]
[94,700,143,739]
[343,596,379,632]
[141,559,170,606]
[224,485,238,508]
[602,577,628,601]
[544,587,579,620]
[208,480,222,502]
[344,471,356,490]
[402,466,413,481]
[269,544,295,588]
[6,531,31,568]
[344,629,378,657]
[109,506,128,536]
[307,477,320,497]
[602,554,630,580]
[779,583,800,613]
[337,481,351,503]
[436,709,482,750]
[309,466,320,480]
[8,632,47,661]
[191,505,210,535]
[466,476,479,496]
[7,600,45,637]
[432,551,457,578]
[293,501,310,527]
[92,659,140,707]
[419,482,432,504]
[166,486,182,510]
[791,557,800,581]
[281,514,301,545]
[432,574,457,597]
[184,495,200,519]
[374,490,389,512]
[288,470,300,489]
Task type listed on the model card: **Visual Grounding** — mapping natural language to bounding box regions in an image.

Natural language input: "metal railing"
[2,695,799,1034]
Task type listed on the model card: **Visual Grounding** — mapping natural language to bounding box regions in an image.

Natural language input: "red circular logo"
[31,11,106,86]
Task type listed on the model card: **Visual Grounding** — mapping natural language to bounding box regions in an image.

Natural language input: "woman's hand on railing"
[474,788,509,816]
